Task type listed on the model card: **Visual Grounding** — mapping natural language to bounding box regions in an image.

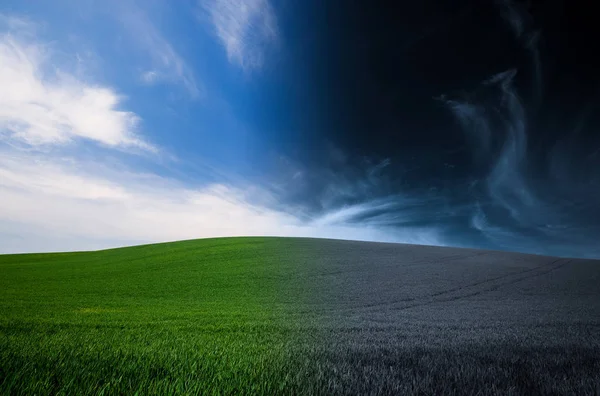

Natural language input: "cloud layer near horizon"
[0,151,443,253]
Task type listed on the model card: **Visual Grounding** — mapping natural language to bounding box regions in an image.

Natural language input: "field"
[1,237,600,395]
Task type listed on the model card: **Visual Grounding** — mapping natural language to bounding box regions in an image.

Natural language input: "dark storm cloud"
[264,0,600,258]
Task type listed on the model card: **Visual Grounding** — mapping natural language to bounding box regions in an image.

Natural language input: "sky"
[1,0,599,258]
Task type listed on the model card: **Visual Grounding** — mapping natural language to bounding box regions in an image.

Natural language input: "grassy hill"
[0,237,322,394]
[1,237,600,394]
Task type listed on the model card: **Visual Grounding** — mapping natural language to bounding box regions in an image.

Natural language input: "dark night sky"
[262,0,600,258]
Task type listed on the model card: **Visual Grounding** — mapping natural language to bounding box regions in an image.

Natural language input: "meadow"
[1,237,599,395]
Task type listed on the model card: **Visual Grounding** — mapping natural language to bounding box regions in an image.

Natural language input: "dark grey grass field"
[1,237,600,394]
[280,239,600,395]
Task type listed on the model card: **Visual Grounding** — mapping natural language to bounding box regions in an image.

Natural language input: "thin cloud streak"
[115,3,201,97]
[495,0,543,103]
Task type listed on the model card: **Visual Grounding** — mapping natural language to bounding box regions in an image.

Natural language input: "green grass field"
[0,237,325,395]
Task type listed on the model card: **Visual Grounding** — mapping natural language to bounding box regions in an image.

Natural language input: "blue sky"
[5,0,278,175]
[0,0,439,253]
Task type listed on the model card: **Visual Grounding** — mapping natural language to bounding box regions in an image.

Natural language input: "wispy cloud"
[140,70,160,84]
[261,150,446,247]
[435,96,493,161]
[0,17,152,150]
[495,0,542,103]
[312,199,398,228]
[441,69,540,236]
[440,67,600,258]
[201,0,278,70]
[115,4,201,97]
[496,0,528,37]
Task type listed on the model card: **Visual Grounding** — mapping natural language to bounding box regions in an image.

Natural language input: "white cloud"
[202,0,278,70]
[0,20,152,150]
